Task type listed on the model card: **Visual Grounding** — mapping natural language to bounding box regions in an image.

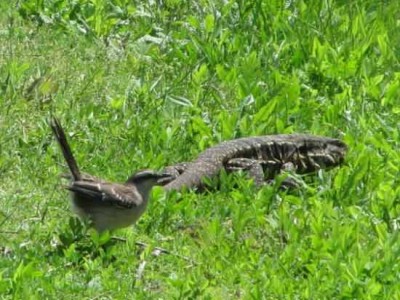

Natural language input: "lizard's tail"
[50,117,81,181]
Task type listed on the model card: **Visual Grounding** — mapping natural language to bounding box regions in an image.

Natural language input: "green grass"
[1,0,400,298]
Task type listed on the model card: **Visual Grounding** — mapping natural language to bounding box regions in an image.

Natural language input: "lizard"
[161,134,347,191]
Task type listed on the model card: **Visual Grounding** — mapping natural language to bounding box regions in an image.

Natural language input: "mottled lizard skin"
[163,134,347,191]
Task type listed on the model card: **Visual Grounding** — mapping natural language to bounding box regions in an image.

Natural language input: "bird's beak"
[156,172,175,185]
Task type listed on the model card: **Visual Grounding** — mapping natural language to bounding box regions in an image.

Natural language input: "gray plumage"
[50,118,170,232]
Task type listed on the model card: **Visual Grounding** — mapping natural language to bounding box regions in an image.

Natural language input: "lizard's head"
[310,138,347,169]
[326,138,347,162]
[297,138,347,172]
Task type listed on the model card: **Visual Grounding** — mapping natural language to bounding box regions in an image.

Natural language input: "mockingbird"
[50,117,171,232]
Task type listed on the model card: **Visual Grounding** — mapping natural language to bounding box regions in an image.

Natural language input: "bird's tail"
[50,117,81,181]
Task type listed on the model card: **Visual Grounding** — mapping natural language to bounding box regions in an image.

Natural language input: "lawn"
[1,0,400,298]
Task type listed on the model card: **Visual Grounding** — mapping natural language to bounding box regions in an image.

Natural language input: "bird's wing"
[67,181,143,209]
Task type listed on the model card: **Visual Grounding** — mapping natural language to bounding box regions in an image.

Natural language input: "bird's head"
[126,169,173,196]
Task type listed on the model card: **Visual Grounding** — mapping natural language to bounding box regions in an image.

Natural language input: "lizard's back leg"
[226,158,300,189]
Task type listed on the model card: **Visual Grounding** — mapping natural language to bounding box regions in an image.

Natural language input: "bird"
[50,117,171,232]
